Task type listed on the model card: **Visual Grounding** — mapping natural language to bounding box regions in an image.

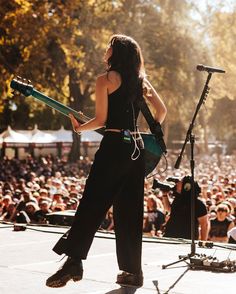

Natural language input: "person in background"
[143,195,165,236]
[15,201,39,224]
[208,203,235,243]
[100,209,114,231]
[228,226,236,244]
[34,200,52,224]
[163,176,209,240]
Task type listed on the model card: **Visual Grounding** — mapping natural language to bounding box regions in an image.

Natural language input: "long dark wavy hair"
[107,34,146,103]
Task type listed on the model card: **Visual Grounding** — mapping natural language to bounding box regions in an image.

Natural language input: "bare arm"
[70,74,108,132]
[227,221,235,233]
[162,192,171,213]
[143,79,167,124]
[198,214,210,241]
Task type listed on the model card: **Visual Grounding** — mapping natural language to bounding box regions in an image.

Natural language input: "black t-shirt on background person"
[164,192,207,239]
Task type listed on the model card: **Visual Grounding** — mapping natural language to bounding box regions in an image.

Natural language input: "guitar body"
[10,78,164,176]
[141,133,163,176]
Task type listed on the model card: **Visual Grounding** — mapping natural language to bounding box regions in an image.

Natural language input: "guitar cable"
[130,102,142,161]
[146,152,168,179]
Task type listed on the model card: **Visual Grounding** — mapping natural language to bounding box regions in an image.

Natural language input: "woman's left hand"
[69,113,81,133]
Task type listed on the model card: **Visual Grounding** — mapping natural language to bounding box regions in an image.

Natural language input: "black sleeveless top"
[105,83,140,131]
[209,217,232,238]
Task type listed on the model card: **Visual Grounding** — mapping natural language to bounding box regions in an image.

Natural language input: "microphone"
[196,64,225,73]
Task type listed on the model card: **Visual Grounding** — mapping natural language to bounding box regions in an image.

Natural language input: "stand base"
[162,253,195,269]
[163,253,236,273]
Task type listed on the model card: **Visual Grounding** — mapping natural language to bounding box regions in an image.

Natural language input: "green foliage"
[208,96,236,140]
[208,96,236,154]
[0,0,235,153]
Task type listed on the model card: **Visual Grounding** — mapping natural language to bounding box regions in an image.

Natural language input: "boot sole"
[116,282,143,289]
[46,274,82,288]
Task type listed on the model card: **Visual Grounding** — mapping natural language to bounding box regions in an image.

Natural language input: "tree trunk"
[68,69,86,162]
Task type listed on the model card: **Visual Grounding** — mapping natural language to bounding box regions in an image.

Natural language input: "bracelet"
[74,128,81,135]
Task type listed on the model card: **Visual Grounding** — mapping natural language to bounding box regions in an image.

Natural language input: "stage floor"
[0,224,235,294]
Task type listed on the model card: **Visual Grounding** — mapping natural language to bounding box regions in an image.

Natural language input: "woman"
[208,203,235,243]
[46,34,166,288]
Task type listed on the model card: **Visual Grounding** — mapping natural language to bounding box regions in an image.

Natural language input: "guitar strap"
[137,96,167,154]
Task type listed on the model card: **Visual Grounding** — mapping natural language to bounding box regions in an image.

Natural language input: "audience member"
[0,153,235,243]
[208,203,235,243]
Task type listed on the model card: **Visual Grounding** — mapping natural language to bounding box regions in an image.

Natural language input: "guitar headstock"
[10,76,34,97]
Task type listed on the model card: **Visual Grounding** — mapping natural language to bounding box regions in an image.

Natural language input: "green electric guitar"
[10,77,165,176]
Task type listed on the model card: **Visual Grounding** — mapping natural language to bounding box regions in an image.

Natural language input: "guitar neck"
[31,89,105,135]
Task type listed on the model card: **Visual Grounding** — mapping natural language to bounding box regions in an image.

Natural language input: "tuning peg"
[27,79,31,84]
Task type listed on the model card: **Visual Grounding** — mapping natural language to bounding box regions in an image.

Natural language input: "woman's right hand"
[69,113,81,133]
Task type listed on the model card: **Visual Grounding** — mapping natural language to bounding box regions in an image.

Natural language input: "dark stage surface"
[0,223,235,294]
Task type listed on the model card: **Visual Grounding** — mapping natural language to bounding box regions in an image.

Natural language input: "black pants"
[53,132,145,274]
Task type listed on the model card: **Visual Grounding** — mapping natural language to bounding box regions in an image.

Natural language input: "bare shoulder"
[107,70,121,85]
[107,70,120,79]
[96,73,109,86]
[96,71,121,94]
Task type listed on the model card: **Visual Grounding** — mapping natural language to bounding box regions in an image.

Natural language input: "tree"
[208,96,236,145]
[0,0,114,159]
[198,4,236,153]
[1,0,231,159]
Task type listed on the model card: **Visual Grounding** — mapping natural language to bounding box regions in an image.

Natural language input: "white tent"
[48,126,72,142]
[39,126,102,143]
[81,131,102,142]
[0,126,31,143]
[0,125,103,144]
[31,129,56,143]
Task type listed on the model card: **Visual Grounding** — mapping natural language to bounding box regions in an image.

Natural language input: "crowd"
[0,155,90,224]
[0,152,235,243]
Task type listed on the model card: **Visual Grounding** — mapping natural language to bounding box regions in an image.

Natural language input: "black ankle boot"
[116,270,143,288]
[46,257,83,288]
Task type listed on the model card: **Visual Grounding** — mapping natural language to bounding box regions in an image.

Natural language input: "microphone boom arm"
[174,72,212,169]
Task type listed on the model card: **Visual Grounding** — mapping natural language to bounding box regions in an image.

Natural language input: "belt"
[105,128,122,133]
[105,128,140,135]
[106,129,143,160]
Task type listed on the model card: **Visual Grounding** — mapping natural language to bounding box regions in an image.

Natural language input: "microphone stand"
[162,72,212,269]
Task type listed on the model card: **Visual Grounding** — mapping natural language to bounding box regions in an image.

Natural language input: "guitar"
[10,77,165,176]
